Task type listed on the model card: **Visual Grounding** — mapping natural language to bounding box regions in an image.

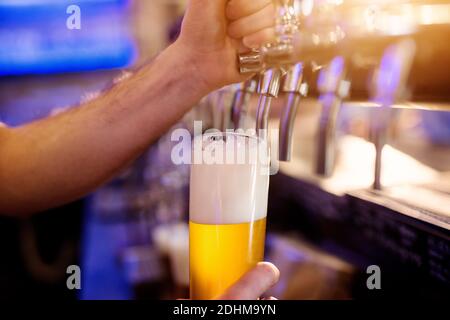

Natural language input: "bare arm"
[0,0,275,216]
[0,45,206,215]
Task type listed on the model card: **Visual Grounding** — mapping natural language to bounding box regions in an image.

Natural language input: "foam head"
[189,133,270,225]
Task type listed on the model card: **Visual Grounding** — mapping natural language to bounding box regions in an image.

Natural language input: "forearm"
[0,43,208,216]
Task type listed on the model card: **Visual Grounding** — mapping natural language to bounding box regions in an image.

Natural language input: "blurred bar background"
[0,0,449,300]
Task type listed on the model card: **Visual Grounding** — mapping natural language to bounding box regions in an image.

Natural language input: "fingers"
[228,4,275,39]
[217,262,280,300]
[226,0,272,21]
[226,1,276,50]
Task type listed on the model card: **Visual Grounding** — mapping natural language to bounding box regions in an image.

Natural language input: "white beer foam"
[189,134,269,225]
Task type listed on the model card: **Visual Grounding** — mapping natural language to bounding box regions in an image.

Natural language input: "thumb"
[216,262,280,300]
[185,0,229,25]
[181,0,230,48]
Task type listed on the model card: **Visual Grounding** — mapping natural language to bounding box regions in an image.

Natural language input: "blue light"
[0,0,137,75]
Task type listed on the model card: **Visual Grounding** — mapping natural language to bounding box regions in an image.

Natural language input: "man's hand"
[216,262,280,300]
[175,0,275,92]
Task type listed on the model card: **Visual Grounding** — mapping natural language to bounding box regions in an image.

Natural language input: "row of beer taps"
[208,0,449,190]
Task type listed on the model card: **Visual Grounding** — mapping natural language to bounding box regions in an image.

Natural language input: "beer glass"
[189,132,270,300]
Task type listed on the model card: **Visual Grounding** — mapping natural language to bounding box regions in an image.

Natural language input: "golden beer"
[189,132,269,300]
[189,218,266,300]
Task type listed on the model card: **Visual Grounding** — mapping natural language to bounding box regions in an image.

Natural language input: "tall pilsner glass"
[189,132,270,300]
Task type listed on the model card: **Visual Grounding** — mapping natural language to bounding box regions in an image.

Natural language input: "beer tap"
[209,85,239,132]
[256,68,284,138]
[231,76,259,130]
[209,88,226,131]
[315,56,349,176]
[239,0,301,141]
[369,39,416,190]
[278,62,306,161]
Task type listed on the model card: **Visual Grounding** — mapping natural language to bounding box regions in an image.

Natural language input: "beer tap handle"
[237,0,300,76]
[237,0,301,141]
[263,0,300,65]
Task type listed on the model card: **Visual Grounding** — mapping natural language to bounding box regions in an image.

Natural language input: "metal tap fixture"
[279,62,306,161]
[255,0,301,140]
[256,68,284,137]
[238,0,301,146]
[231,76,259,130]
[235,0,450,173]
[209,85,239,132]
[238,50,263,75]
[315,56,349,176]
[369,39,416,190]
[262,0,300,65]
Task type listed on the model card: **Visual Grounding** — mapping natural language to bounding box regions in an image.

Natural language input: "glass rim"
[196,131,262,141]
[192,131,270,164]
